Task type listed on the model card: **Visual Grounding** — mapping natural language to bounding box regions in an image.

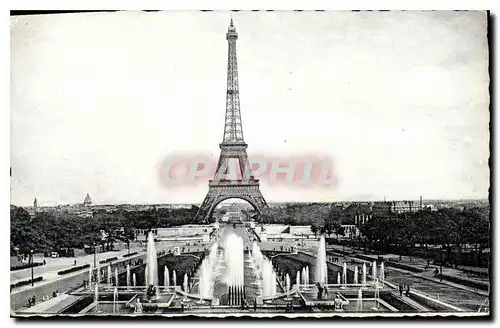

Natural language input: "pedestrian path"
[17,294,69,313]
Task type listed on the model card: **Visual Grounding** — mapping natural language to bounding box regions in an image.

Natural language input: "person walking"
[399,284,403,297]
[405,284,410,297]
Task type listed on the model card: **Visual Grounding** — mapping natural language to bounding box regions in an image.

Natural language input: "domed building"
[83,193,92,207]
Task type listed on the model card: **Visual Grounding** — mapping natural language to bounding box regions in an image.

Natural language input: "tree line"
[358,207,490,265]
[10,205,201,257]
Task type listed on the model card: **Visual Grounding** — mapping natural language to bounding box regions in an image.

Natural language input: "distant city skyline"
[15,194,488,208]
[11,11,490,206]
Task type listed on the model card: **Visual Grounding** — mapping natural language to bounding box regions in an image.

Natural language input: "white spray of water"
[362,263,367,286]
[164,266,169,288]
[343,262,347,287]
[183,273,189,292]
[126,264,131,289]
[380,262,385,284]
[96,261,100,285]
[223,234,244,305]
[107,266,111,286]
[285,273,291,297]
[315,236,327,284]
[356,288,363,312]
[88,266,92,290]
[252,241,277,298]
[199,242,218,299]
[146,231,158,287]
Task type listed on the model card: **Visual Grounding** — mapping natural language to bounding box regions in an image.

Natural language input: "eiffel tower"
[194,18,270,222]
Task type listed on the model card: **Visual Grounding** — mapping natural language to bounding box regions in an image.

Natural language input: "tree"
[10,206,49,256]
[310,225,319,238]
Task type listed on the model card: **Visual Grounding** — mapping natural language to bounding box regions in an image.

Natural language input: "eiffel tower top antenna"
[222,16,245,146]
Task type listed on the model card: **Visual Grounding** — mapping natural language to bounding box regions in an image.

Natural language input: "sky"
[10,11,490,206]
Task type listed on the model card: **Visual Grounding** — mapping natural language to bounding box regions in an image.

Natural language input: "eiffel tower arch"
[194,18,270,222]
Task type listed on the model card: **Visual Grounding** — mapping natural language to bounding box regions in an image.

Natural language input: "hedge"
[385,261,424,273]
[57,264,90,275]
[438,273,489,291]
[10,276,43,289]
[99,256,118,264]
[11,262,44,271]
[123,252,138,258]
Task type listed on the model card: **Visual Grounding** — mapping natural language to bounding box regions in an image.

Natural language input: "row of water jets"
[316,236,385,286]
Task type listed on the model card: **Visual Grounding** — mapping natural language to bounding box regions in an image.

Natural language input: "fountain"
[337,272,341,285]
[107,266,112,286]
[223,233,244,306]
[164,266,169,289]
[372,261,377,283]
[115,268,119,287]
[301,266,311,291]
[296,271,300,289]
[113,287,118,313]
[94,283,99,312]
[371,279,380,310]
[380,262,385,285]
[173,270,177,287]
[133,298,143,314]
[126,264,131,289]
[146,231,159,289]
[356,288,363,312]
[271,272,277,296]
[133,273,137,287]
[197,276,204,304]
[302,267,306,285]
[354,266,359,285]
[285,273,291,300]
[342,262,347,288]
[315,235,327,284]
[199,242,218,299]
[362,263,367,288]
[88,265,92,290]
[250,240,277,300]
[183,273,189,292]
[96,261,100,285]
[145,266,149,286]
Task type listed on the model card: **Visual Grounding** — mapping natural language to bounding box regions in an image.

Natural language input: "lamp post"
[30,249,34,286]
[440,247,443,281]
